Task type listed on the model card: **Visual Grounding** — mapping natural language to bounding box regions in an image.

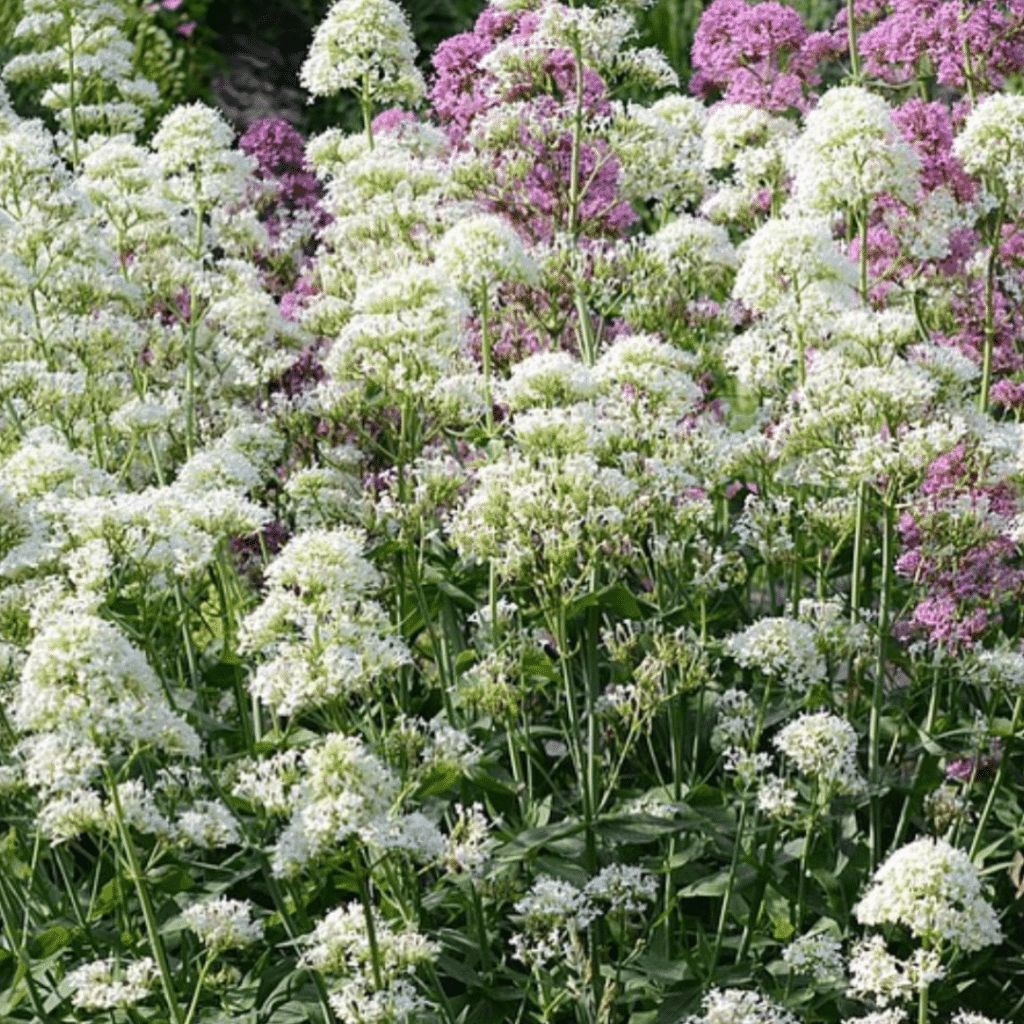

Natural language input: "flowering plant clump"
[0,1,1021,1023]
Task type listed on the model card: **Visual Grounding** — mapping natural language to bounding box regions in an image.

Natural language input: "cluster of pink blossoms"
[690,0,840,111]
[895,444,1024,650]
[430,6,635,242]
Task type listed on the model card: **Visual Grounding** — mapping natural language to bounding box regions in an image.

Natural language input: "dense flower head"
[239,527,409,715]
[582,864,658,913]
[847,934,945,1006]
[435,213,537,296]
[684,986,800,1024]
[855,837,1003,951]
[891,99,976,201]
[609,95,707,212]
[894,442,1024,650]
[299,0,425,104]
[13,610,200,771]
[4,0,160,141]
[954,93,1024,215]
[66,957,158,1011]
[855,0,1024,95]
[690,0,839,112]
[787,86,921,215]
[182,898,264,953]
[726,617,826,694]
[774,712,866,797]
[733,216,859,326]
[302,900,438,976]
[782,932,845,985]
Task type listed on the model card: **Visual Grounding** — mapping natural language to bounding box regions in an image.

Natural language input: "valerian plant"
[0,1,1022,1024]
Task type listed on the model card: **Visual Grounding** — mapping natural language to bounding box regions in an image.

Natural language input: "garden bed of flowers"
[0,0,1023,1022]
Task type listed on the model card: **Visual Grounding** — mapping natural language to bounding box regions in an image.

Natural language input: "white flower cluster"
[701,103,795,226]
[4,0,159,143]
[175,800,241,849]
[444,802,493,877]
[511,865,657,966]
[726,617,826,695]
[239,527,410,716]
[66,957,158,1011]
[954,93,1024,216]
[624,218,737,329]
[723,748,772,789]
[449,450,640,586]
[268,733,443,877]
[774,712,866,798]
[12,610,199,797]
[501,350,600,411]
[854,837,1003,952]
[302,901,438,1024]
[182,898,264,954]
[435,214,538,299]
[609,96,707,212]
[847,934,945,1006]
[683,987,799,1024]
[317,265,471,411]
[841,1012,907,1024]
[713,688,756,747]
[787,86,920,216]
[783,931,845,985]
[299,0,425,105]
[733,216,859,329]
[974,648,1024,692]
[756,775,798,820]
[307,129,453,303]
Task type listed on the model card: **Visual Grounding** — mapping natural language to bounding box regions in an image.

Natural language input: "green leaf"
[148,863,194,894]
[416,763,462,797]
[29,924,75,957]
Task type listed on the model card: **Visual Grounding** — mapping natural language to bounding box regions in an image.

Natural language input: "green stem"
[362,74,375,151]
[846,0,861,79]
[711,798,747,971]
[480,282,493,432]
[869,490,893,871]
[105,769,185,1024]
[182,951,214,1024]
[969,692,1023,861]
[850,481,868,626]
[918,980,929,1024]
[794,812,817,932]
[357,855,384,991]
[567,38,586,237]
[470,879,491,974]
[0,867,50,1020]
[575,288,598,368]
[890,657,942,853]
[978,202,1005,415]
[736,827,777,964]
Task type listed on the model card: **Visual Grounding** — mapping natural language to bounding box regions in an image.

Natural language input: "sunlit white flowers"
[182,898,264,954]
[855,838,1003,952]
[299,0,425,105]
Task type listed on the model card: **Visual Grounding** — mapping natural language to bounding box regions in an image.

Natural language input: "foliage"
[0,3,1023,1024]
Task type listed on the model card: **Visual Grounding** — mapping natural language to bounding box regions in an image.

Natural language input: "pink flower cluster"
[238,117,327,229]
[430,7,634,241]
[853,0,1024,95]
[689,0,841,112]
[895,444,1024,650]
[848,99,977,301]
[144,0,197,38]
